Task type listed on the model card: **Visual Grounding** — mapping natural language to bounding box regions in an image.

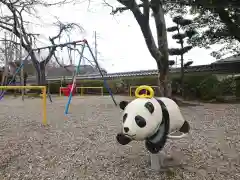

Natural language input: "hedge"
[172,74,236,100]
[2,74,237,100]
[236,77,240,97]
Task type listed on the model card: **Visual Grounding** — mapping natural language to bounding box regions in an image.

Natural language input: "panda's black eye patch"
[123,113,128,123]
[135,115,146,128]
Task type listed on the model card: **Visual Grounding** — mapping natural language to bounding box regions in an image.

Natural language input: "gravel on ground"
[0,96,239,180]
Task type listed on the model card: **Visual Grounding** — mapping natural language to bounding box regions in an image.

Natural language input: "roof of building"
[0,60,107,77]
[212,54,240,64]
[47,64,101,77]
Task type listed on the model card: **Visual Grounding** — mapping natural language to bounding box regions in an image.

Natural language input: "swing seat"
[61,84,76,97]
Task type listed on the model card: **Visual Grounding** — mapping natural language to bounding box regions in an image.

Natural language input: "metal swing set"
[0,39,117,125]
[63,39,117,114]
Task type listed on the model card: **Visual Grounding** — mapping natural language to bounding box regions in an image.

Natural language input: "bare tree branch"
[0,0,84,85]
[47,21,84,67]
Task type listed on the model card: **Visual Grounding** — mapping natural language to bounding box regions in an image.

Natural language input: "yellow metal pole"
[81,87,83,96]
[0,86,46,89]
[0,86,47,126]
[42,86,47,126]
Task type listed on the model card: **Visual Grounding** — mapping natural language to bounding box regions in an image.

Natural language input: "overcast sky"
[23,0,220,73]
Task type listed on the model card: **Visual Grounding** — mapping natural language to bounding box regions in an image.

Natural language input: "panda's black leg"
[179,121,190,133]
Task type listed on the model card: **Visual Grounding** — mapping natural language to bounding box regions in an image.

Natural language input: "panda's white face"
[119,98,163,141]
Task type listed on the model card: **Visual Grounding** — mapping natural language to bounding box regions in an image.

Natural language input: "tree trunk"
[177,24,185,97]
[39,62,46,86]
[33,61,46,86]
[157,71,168,96]
[180,55,184,97]
[153,3,171,97]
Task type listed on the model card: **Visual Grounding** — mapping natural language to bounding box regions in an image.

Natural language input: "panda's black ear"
[119,101,128,110]
[145,102,154,114]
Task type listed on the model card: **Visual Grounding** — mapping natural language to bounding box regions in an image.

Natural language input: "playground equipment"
[129,86,158,97]
[117,85,190,170]
[0,53,52,102]
[60,84,76,96]
[64,39,117,115]
[134,85,155,98]
[77,87,103,96]
[59,86,103,96]
[0,86,47,125]
[0,59,26,100]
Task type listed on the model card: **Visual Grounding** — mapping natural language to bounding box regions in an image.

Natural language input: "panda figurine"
[116,97,190,154]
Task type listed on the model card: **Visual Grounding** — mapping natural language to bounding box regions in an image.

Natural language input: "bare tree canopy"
[0,0,84,85]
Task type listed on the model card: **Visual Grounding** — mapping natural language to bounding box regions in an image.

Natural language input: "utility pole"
[20,31,24,101]
[94,31,97,61]
[176,56,178,68]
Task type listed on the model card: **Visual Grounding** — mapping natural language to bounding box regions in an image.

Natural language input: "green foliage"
[2,73,237,101]
[172,16,192,26]
[196,75,220,100]
[184,61,193,67]
[169,60,175,66]
[169,46,193,56]
[49,82,61,94]
[185,29,197,38]
[172,74,237,100]
[164,0,240,59]
[179,19,192,26]
[172,16,183,24]
[166,26,178,32]
[236,77,240,97]
[217,77,236,96]
[167,15,195,59]
[172,33,187,40]
[187,6,240,59]
[46,77,160,95]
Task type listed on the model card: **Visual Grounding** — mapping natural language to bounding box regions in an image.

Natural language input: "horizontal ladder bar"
[0,86,46,89]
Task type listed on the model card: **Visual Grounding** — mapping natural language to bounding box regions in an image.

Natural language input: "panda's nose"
[124,127,129,133]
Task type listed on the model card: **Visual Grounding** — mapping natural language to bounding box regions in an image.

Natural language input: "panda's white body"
[155,97,185,136]
[117,97,190,153]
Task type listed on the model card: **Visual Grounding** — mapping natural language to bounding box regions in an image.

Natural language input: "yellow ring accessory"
[135,85,154,98]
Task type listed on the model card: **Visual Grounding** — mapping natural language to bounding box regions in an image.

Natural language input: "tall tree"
[104,0,171,97]
[167,15,195,95]
[188,6,240,59]
[165,0,240,59]
[0,0,81,85]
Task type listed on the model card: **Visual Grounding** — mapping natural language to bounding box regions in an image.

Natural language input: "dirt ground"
[0,96,239,180]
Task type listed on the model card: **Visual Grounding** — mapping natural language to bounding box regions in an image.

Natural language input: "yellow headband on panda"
[135,85,154,98]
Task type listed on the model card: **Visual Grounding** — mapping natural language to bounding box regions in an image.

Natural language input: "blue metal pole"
[64,42,86,114]
[0,61,25,100]
[85,41,117,106]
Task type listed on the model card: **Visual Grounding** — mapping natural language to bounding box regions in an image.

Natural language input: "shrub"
[171,77,181,94]
[236,77,240,98]
[196,75,220,100]
[178,74,220,100]
[2,73,237,101]
[49,82,61,94]
[217,76,236,96]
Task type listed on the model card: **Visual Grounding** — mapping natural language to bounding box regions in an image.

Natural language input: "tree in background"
[165,0,240,59]
[0,0,82,85]
[104,0,171,97]
[188,6,240,59]
[167,15,196,95]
